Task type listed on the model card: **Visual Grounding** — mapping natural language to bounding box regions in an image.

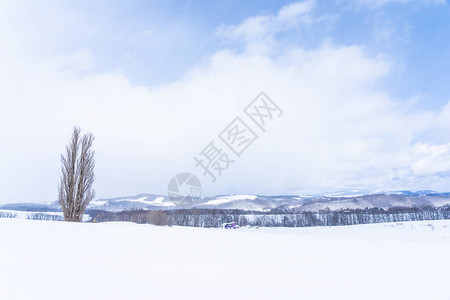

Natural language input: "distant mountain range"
[2,191,450,213]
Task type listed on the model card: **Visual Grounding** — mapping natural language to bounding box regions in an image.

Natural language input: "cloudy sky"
[1,0,450,204]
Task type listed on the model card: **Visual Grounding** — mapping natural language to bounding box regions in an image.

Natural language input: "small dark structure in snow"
[222,222,239,229]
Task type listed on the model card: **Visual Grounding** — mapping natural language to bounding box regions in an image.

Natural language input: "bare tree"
[58,127,95,222]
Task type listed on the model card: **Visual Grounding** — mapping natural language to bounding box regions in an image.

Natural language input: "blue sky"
[1,0,450,203]
[20,0,450,105]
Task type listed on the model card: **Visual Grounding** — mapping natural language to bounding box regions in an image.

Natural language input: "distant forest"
[2,205,448,227]
[87,205,450,228]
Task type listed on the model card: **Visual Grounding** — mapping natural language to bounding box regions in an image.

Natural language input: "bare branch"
[58,127,95,222]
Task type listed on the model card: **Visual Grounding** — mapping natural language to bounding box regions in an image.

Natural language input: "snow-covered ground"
[0,219,449,299]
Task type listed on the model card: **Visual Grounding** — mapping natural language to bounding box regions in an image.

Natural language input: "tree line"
[87,205,450,228]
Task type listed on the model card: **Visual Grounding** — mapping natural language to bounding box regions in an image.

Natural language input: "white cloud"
[218,0,315,45]
[411,143,450,176]
[0,0,450,203]
[277,1,316,24]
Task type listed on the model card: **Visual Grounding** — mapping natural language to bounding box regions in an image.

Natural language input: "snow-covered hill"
[88,194,177,211]
[0,218,448,299]
[85,194,305,211]
[291,193,450,212]
[2,191,450,213]
[86,192,450,211]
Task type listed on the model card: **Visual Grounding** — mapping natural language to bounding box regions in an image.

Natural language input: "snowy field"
[0,219,449,300]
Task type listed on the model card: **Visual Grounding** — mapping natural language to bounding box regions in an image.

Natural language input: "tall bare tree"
[58,127,95,222]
